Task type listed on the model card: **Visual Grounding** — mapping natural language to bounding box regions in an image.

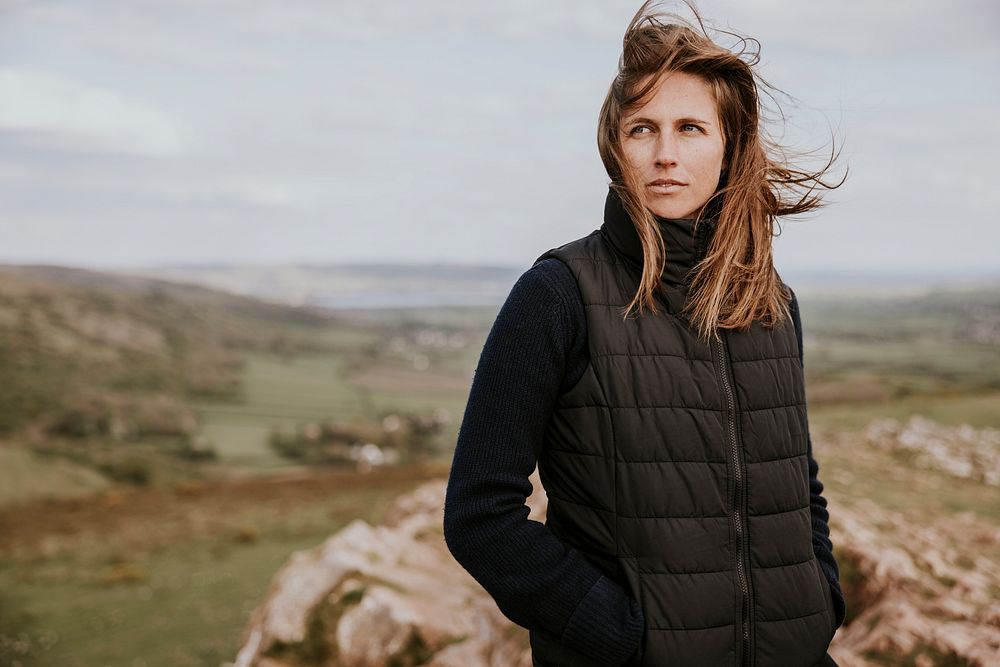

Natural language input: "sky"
[1,0,998,275]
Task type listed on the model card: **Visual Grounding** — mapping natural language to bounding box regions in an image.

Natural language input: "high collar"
[600,185,717,287]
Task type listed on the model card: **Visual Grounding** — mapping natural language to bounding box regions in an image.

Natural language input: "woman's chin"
[648,204,697,220]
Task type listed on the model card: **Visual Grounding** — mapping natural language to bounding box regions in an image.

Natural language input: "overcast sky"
[1,0,997,275]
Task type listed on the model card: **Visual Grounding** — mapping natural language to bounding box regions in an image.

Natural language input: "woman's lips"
[647,182,685,194]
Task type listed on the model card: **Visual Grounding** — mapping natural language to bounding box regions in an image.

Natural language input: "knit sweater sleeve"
[789,288,847,629]
[443,258,645,665]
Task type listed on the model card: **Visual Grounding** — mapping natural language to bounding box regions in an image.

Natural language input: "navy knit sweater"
[443,258,846,665]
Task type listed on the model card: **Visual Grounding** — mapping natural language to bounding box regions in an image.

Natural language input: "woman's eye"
[681,123,702,133]
[630,126,651,135]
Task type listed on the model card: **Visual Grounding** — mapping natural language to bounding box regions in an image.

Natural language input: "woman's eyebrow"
[625,116,658,126]
[626,116,713,126]
[677,116,713,126]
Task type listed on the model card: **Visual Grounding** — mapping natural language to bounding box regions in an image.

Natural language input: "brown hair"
[597,0,847,343]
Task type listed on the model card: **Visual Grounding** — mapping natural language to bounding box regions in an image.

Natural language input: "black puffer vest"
[528,188,836,667]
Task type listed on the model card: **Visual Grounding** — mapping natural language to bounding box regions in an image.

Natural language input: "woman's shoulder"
[522,257,579,301]
[503,258,584,329]
[496,258,588,389]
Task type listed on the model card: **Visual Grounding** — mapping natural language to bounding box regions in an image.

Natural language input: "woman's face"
[620,70,726,220]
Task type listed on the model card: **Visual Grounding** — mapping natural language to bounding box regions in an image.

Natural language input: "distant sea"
[96,263,1000,310]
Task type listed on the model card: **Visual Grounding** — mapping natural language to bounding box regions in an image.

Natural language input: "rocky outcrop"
[232,476,548,667]
[825,498,1000,666]
[862,415,1000,487]
[233,417,1000,667]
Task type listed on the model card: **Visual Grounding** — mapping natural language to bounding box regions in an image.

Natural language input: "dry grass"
[0,463,450,563]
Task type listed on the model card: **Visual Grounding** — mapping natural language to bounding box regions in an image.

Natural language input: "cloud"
[0,67,182,157]
[0,0,995,272]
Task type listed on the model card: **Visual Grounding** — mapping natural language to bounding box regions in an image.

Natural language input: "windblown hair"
[598,0,847,343]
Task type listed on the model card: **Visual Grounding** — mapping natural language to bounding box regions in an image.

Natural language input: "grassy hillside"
[0,264,338,429]
[0,464,449,666]
[797,285,1000,432]
[0,264,479,500]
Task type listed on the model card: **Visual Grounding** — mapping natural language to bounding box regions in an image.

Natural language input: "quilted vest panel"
[528,229,836,667]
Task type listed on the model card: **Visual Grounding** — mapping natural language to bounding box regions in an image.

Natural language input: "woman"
[443,2,847,666]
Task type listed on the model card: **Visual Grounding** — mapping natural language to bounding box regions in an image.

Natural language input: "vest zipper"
[714,332,753,667]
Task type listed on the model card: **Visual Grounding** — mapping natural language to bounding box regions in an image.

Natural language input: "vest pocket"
[822,574,837,636]
[618,557,646,665]
[812,556,836,639]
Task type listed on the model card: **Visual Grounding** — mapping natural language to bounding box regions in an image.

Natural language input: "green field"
[194,352,367,468]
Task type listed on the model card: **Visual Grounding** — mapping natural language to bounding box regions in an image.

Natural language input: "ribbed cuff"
[560,574,646,666]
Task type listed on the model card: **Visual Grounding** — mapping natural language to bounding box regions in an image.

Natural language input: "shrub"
[98,457,152,486]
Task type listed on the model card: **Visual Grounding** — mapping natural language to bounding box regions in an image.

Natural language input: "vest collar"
[600,185,718,287]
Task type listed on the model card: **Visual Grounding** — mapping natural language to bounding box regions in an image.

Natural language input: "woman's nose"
[654,134,680,168]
